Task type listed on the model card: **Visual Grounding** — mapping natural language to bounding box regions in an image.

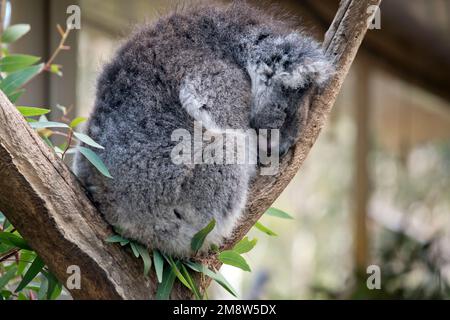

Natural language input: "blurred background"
[9,0,450,299]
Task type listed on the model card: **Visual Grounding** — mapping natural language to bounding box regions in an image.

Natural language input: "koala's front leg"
[246,32,333,155]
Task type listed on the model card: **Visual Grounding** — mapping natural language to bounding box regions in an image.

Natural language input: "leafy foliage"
[0,20,111,300]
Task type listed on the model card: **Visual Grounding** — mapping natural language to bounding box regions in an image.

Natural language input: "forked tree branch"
[0,0,380,300]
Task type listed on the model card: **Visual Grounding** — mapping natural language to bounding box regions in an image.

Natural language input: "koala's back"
[73,5,255,256]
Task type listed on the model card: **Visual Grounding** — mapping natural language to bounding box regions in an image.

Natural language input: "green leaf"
[29,121,69,129]
[191,219,216,253]
[2,24,31,43]
[180,263,202,300]
[0,63,44,95]
[73,132,104,149]
[0,55,41,73]
[156,266,176,300]
[15,256,45,292]
[185,261,237,297]
[129,242,140,258]
[166,257,191,290]
[0,232,31,250]
[0,267,17,289]
[218,250,251,272]
[105,235,125,243]
[45,272,62,300]
[17,106,50,117]
[153,250,164,283]
[233,237,257,254]
[8,89,25,103]
[78,146,113,179]
[136,244,152,276]
[254,221,278,237]
[69,117,87,128]
[265,207,294,219]
[17,250,37,275]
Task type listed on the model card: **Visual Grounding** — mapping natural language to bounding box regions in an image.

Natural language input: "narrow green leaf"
[78,146,113,179]
[165,256,191,289]
[254,221,278,237]
[69,117,87,128]
[17,250,37,275]
[218,250,251,272]
[15,256,45,292]
[136,244,152,276]
[191,219,216,252]
[73,132,104,149]
[0,267,17,289]
[180,263,202,300]
[8,89,25,103]
[29,121,69,129]
[0,63,44,95]
[44,272,62,300]
[130,242,140,258]
[265,207,294,219]
[233,237,258,254]
[0,54,40,73]
[17,106,50,117]
[0,232,31,250]
[105,234,128,243]
[156,266,176,300]
[153,250,164,283]
[2,24,31,43]
[185,261,237,297]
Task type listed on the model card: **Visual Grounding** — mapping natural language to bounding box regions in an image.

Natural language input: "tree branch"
[0,0,380,299]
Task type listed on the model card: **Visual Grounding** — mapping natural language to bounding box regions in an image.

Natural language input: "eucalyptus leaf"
[136,244,152,276]
[30,121,69,129]
[0,63,43,95]
[185,261,237,297]
[8,89,25,104]
[0,55,40,73]
[166,256,191,290]
[265,207,294,219]
[254,221,278,237]
[105,234,128,243]
[130,242,140,258]
[218,250,251,272]
[15,256,45,292]
[73,132,104,149]
[180,263,202,300]
[2,24,31,43]
[0,267,17,289]
[70,117,87,128]
[233,237,257,254]
[17,106,50,117]
[156,266,176,300]
[0,232,31,250]
[153,250,164,283]
[45,272,62,300]
[191,219,216,253]
[78,146,113,179]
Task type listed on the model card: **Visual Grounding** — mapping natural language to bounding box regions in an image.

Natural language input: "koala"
[73,2,332,257]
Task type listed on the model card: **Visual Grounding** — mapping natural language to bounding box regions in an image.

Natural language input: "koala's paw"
[249,33,334,91]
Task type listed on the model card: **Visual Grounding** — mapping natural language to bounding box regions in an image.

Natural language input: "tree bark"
[0,0,381,299]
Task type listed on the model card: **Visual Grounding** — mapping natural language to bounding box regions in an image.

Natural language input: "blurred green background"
[9,0,450,299]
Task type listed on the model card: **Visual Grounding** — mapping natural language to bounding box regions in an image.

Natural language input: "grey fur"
[73,2,333,257]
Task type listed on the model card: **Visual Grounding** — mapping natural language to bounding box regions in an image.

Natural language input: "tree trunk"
[0,0,381,299]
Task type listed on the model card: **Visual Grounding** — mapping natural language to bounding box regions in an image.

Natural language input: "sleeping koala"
[73,2,332,257]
